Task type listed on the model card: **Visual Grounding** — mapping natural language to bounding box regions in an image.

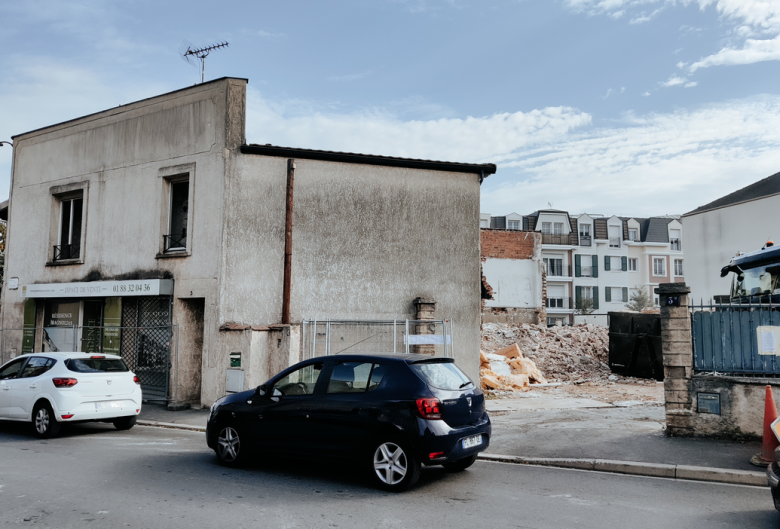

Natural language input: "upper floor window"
[608,225,621,248]
[670,229,681,251]
[628,229,638,241]
[480,219,489,228]
[579,224,590,236]
[508,220,520,230]
[55,194,83,261]
[164,179,189,252]
[544,257,564,277]
[610,256,622,271]
[674,259,684,276]
[628,258,637,271]
[553,222,563,235]
[541,222,551,234]
[653,257,666,276]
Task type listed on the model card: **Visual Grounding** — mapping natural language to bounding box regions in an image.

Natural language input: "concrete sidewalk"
[137,399,768,486]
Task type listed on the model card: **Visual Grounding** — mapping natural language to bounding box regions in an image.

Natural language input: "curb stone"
[136,420,206,432]
[478,454,768,487]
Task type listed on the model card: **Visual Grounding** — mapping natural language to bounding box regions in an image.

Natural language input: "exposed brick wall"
[480,229,539,260]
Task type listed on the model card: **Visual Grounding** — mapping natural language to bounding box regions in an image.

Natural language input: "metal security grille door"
[120,297,173,402]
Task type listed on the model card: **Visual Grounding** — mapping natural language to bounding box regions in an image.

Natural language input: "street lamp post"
[0,141,11,147]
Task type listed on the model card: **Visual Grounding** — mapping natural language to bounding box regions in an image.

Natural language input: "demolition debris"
[481,322,612,392]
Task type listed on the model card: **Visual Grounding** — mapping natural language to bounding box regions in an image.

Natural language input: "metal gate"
[692,300,780,376]
[608,312,663,380]
[301,319,454,360]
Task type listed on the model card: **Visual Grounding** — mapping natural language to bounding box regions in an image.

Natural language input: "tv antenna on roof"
[180,41,229,83]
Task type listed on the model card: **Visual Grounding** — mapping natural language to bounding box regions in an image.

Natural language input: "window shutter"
[592,255,599,278]
[575,286,582,309]
[622,256,627,271]
[605,288,611,302]
[593,287,599,310]
[604,255,610,271]
[575,254,581,277]
[622,287,628,302]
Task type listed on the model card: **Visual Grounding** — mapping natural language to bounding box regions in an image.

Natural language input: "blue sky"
[2,0,780,216]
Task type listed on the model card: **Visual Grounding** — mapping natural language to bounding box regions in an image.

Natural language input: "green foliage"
[626,286,652,312]
[576,296,595,314]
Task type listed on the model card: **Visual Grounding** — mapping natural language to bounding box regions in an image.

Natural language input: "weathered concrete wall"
[688,376,780,438]
[482,307,541,325]
[1,78,248,408]
[220,155,483,381]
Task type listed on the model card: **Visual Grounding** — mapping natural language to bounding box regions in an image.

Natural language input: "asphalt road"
[0,421,776,528]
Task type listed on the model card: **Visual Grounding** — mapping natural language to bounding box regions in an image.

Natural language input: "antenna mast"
[182,41,229,83]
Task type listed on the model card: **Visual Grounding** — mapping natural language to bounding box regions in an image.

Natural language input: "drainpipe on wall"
[282,159,295,324]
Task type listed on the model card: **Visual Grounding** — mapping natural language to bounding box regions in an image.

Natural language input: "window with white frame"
[674,259,684,276]
[611,287,623,302]
[580,255,593,277]
[546,285,566,308]
[508,220,520,230]
[55,194,84,261]
[608,225,621,248]
[553,222,563,235]
[610,256,622,271]
[670,229,681,251]
[628,229,638,241]
[544,257,564,277]
[581,286,593,300]
[480,219,489,228]
[628,258,637,271]
[541,222,551,234]
[653,257,666,276]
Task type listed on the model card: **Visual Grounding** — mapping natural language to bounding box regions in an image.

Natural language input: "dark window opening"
[54,196,83,260]
[165,180,189,252]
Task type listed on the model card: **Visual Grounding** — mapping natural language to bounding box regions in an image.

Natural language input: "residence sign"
[21,279,174,299]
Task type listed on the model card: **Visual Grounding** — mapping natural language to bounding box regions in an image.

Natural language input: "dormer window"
[508,220,520,230]
[541,222,551,234]
[670,229,681,251]
[629,229,638,241]
[553,222,563,235]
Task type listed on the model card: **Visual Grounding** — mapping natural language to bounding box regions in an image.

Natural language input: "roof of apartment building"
[240,144,497,176]
[685,170,780,216]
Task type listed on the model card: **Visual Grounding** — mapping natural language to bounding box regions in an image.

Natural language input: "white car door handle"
[29,384,37,389]
[1,385,8,391]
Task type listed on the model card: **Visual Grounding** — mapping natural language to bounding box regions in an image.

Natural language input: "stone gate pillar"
[655,282,694,436]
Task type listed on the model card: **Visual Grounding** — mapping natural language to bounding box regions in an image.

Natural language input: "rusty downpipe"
[282,158,295,324]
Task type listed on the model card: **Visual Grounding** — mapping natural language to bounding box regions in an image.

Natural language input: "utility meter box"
[226,368,244,394]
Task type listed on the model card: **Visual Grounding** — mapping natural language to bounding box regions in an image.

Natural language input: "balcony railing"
[579,235,592,247]
[670,239,681,251]
[546,264,572,277]
[53,244,80,261]
[541,233,575,245]
[609,237,621,248]
[546,297,572,310]
[163,233,187,252]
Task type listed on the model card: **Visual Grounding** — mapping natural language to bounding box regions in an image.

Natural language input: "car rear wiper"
[459,381,472,389]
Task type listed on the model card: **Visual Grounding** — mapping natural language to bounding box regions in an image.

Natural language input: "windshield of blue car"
[411,362,473,390]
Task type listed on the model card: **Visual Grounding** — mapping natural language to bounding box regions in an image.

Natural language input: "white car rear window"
[65,358,129,373]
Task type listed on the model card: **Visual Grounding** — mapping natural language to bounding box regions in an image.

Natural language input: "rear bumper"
[417,415,492,465]
[56,399,141,422]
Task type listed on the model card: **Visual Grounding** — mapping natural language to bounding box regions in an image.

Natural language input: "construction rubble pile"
[480,322,611,392]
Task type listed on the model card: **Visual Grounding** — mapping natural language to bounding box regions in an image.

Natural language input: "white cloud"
[690,33,780,71]
[684,81,698,87]
[660,75,688,87]
[481,95,780,216]
[245,87,592,162]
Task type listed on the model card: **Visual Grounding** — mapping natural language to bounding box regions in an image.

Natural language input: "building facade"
[1,78,496,407]
[683,171,780,303]
[483,210,685,325]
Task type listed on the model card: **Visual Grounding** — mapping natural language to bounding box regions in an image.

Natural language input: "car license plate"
[95,401,121,410]
[462,435,482,449]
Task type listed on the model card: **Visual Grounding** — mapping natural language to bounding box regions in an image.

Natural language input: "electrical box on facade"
[226,368,244,393]
[697,392,720,414]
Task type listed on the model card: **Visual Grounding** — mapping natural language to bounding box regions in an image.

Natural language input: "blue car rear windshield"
[411,362,473,390]
[65,358,129,373]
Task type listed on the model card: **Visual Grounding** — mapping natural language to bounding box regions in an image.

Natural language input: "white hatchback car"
[0,352,142,438]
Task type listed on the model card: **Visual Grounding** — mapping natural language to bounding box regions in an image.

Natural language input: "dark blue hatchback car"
[206,354,491,491]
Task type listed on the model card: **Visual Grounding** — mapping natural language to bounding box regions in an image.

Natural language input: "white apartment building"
[485,211,685,326]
